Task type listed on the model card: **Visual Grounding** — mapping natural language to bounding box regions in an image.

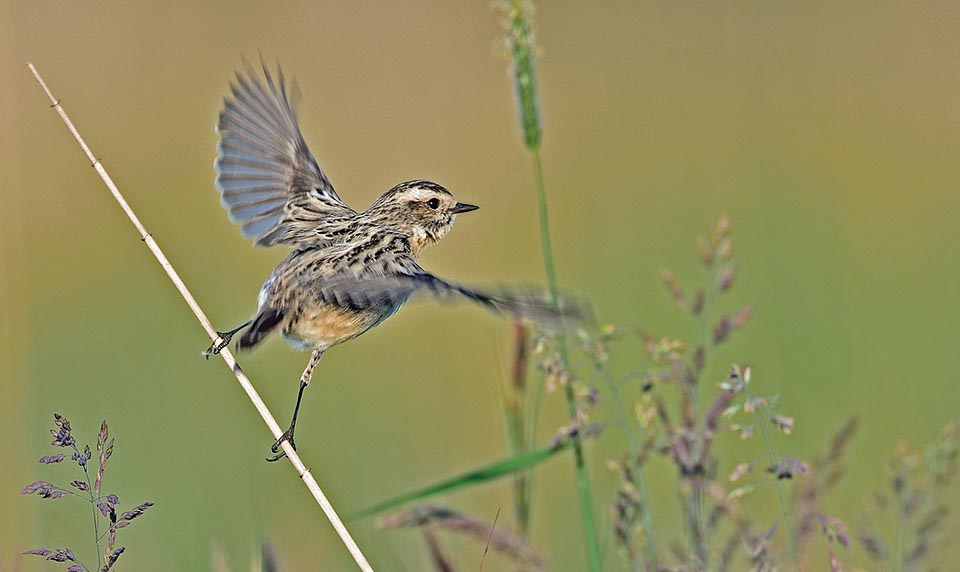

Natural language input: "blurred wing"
[317,269,589,329]
[215,59,355,247]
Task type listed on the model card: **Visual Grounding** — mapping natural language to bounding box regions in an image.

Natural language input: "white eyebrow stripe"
[403,187,440,201]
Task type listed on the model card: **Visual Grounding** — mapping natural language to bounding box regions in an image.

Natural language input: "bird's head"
[366,180,478,254]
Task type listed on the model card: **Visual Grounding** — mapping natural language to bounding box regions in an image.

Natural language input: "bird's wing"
[215,59,356,247]
[316,265,589,329]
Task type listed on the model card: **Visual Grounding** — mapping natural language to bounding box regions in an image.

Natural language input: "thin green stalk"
[497,2,599,566]
[757,402,799,572]
[531,151,601,571]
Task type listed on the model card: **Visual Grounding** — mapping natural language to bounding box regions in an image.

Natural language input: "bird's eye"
[427,198,441,210]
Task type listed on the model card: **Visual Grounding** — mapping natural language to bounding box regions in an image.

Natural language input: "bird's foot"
[202,331,235,360]
[266,426,297,462]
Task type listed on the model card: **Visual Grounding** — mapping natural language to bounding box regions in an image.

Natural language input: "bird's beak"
[451,202,479,214]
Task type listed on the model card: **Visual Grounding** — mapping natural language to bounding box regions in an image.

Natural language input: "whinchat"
[206,61,581,461]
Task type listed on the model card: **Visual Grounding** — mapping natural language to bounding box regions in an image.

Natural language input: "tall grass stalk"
[497,1,601,568]
[26,62,376,572]
[532,151,602,571]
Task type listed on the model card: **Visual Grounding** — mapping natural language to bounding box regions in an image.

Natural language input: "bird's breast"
[283,301,402,350]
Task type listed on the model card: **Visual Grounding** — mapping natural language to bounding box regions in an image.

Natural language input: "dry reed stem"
[26,62,374,572]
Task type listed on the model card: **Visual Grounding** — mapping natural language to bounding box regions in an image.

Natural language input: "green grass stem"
[531,151,602,572]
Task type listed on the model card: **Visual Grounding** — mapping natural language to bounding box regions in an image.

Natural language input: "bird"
[205,60,583,461]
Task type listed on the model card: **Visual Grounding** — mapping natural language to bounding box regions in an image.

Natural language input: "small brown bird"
[206,61,581,461]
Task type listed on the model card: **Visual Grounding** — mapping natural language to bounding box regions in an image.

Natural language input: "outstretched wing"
[316,267,589,329]
[215,59,355,247]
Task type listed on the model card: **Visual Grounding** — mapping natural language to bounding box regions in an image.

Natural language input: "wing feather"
[215,58,356,247]
[314,267,588,328]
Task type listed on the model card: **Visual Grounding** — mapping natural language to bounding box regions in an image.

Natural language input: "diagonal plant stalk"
[26,62,375,572]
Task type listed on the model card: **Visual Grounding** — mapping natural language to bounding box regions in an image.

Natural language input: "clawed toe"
[202,331,233,360]
[266,429,296,462]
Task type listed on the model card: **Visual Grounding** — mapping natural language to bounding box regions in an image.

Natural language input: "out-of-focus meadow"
[3,1,959,570]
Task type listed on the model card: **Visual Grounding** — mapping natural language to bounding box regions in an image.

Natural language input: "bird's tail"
[237,308,285,351]
[448,282,591,330]
[315,271,591,331]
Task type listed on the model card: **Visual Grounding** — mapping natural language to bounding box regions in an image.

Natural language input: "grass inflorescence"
[20,413,154,572]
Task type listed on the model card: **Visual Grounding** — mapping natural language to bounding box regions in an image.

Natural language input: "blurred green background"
[4,1,959,570]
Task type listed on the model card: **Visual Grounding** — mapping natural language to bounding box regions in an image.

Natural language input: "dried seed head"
[717,237,733,260]
[727,484,755,500]
[540,350,570,392]
[691,289,706,316]
[646,336,686,364]
[743,396,766,413]
[97,420,109,453]
[772,414,795,435]
[380,503,545,569]
[858,529,886,560]
[693,345,706,372]
[50,415,75,447]
[658,269,687,310]
[713,316,731,344]
[713,215,732,243]
[729,463,751,482]
[103,547,125,572]
[768,456,809,479]
[696,237,714,266]
[20,481,65,499]
[715,262,739,292]
[828,550,843,572]
[56,548,78,563]
[119,501,155,521]
[719,366,747,392]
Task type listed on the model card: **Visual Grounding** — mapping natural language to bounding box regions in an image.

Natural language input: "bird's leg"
[267,349,324,462]
[203,319,253,359]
